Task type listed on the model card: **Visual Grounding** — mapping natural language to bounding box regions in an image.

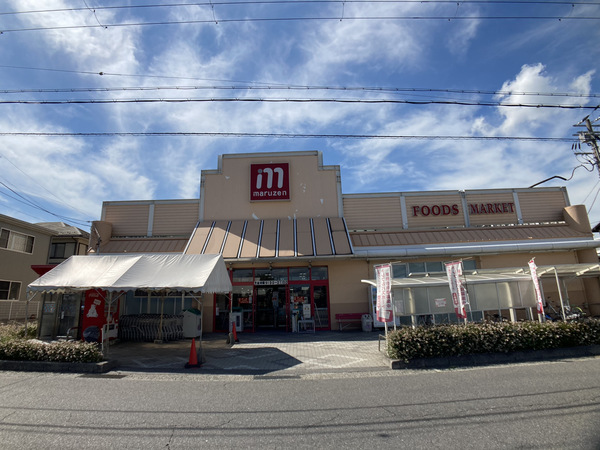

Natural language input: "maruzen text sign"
[250,163,290,201]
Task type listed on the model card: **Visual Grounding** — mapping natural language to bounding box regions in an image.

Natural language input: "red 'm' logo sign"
[250,163,290,201]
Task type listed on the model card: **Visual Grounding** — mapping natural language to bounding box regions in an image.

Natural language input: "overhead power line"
[3,1,598,16]
[0,97,595,109]
[0,66,597,106]
[0,180,91,226]
[1,12,599,33]
[0,150,91,218]
[0,66,597,99]
[0,132,574,142]
[0,84,597,99]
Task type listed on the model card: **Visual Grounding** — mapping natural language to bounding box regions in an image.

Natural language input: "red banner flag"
[528,258,545,315]
[375,263,393,323]
[445,261,467,320]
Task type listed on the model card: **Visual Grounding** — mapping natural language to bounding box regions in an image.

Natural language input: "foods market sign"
[412,202,515,216]
[250,163,290,201]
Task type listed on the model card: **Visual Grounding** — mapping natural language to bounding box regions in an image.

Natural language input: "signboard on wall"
[250,163,290,201]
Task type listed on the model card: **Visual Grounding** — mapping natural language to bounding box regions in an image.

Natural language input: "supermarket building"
[84,151,600,334]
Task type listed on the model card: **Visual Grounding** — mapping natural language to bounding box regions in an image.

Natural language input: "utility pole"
[574,115,600,177]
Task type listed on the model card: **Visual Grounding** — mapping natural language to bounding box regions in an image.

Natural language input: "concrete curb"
[388,345,600,370]
[0,359,118,374]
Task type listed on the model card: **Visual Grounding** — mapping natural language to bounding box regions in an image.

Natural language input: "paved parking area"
[107,331,390,375]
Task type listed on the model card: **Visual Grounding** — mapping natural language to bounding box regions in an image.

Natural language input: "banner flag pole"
[375,263,393,337]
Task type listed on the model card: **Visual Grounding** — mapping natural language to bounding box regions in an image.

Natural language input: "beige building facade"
[91,151,600,333]
[0,215,53,321]
[0,216,91,323]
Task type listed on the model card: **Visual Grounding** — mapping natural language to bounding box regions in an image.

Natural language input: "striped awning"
[184,217,353,260]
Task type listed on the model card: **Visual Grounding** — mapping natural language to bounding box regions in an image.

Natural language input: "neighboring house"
[0,214,54,321]
[36,222,90,265]
[0,215,90,322]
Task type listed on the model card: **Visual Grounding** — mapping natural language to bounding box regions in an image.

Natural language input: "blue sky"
[0,1,599,230]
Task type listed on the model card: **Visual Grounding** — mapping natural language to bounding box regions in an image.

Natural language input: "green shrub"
[0,322,38,341]
[386,319,600,362]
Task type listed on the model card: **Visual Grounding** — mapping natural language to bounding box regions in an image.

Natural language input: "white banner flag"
[528,258,544,315]
[375,263,393,323]
[445,261,467,320]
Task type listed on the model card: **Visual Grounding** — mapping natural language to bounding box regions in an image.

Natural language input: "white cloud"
[298,5,430,83]
[445,16,481,57]
[7,0,141,76]
[333,63,596,198]
[493,63,593,135]
[571,70,594,95]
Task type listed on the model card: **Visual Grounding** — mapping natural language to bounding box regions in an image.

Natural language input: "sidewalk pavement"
[106,330,390,375]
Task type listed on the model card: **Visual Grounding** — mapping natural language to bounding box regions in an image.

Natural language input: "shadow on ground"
[106,331,384,374]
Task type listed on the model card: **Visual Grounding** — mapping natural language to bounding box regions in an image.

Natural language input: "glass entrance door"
[312,285,329,329]
[56,293,82,338]
[255,285,288,330]
[39,292,83,339]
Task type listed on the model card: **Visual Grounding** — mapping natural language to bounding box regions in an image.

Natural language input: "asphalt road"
[0,358,598,449]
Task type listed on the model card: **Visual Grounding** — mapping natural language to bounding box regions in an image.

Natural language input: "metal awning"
[361,263,600,289]
[184,217,353,260]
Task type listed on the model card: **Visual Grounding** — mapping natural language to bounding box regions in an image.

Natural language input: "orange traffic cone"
[185,338,201,368]
[232,322,239,343]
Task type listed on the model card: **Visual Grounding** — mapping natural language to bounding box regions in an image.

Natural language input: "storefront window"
[271,268,288,282]
[290,267,309,281]
[311,267,328,280]
[392,260,477,279]
[425,261,444,273]
[463,260,477,271]
[290,285,310,308]
[233,269,253,282]
[290,284,310,330]
[214,294,230,331]
[255,269,273,281]
[217,265,331,332]
[393,264,407,278]
[233,286,254,331]
[408,262,426,274]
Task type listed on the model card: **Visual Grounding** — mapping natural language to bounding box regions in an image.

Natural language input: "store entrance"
[255,285,288,330]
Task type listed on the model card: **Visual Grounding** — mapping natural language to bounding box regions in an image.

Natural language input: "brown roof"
[99,237,188,254]
[185,218,352,259]
[350,224,591,247]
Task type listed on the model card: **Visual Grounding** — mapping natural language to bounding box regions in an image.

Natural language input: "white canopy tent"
[28,253,232,294]
[27,254,232,351]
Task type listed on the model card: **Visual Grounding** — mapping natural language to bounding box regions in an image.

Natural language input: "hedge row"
[386,319,600,362]
[0,339,104,363]
[0,322,103,363]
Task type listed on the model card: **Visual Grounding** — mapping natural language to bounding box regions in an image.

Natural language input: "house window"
[50,242,77,259]
[0,229,35,254]
[0,280,21,300]
[50,243,66,259]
